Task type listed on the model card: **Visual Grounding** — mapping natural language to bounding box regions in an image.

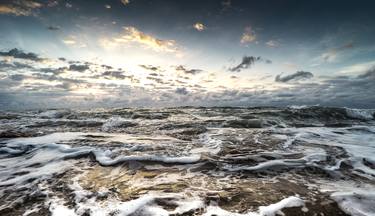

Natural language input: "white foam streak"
[93,151,201,165]
[203,196,305,216]
[226,152,326,172]
[101,116,133,132]
[47,178,204,216]
[331,191,375,216]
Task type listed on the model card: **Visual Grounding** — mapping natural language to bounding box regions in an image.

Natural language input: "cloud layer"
[1,47,374,110]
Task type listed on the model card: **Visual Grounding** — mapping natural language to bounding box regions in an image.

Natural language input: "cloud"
[175,87,188,95]
[240,27,256,44]
[62,39,76,45]
[62,36,87,48]
[102,71,126,79]
[147,76,166,84]
[0,60,34,70]
[321,42,354,63]
[108,26,178,52]
[139,64,162,72]
[9,74,26,81]
[121,0,130,5]
[39,67,67,75]
[266,40,280,48]
[47,25,60,31]
[2,47,374,109]
[46,0,58,7]
[221,0,231,10]
[338,60,375,76]
[56,82,74,90]
[175,65,203,75]
[0,48,43,61]
[0,0,42,16]
[69,64,89,72]
[193,22,206,31]
[357,67,375,79]
[228,56,262,72]
[275,71,314,82]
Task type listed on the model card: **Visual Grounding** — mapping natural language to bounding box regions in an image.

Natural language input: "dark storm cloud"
[357,67,375,79]
[147,76,167,84]
[47,25,60,31]
[149,73,160,76]
[175,87,188,95]
[32,73,84,84]
[69,64,89,72]
[101,64,113,70]
[0,58,68,77]
[0,60,13,70]
[228,56,263,72]
[265,59,272,64]
[98,71,139,83]
[9,74,26,81]
[102,71,126,79]
[221,0,232,10]
[175,80,187,84]
[0,48,43,61]
[39,67,67,75]
[139,64,161,72]
[275,71,314,82]
[0,60,33,70]
[175,65,203,75]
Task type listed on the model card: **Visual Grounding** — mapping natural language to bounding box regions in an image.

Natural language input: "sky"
[1,0,375,109]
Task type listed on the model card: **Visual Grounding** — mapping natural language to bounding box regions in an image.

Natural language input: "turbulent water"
[0,106,375,216]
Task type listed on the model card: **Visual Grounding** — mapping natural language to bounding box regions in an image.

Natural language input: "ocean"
[0,106,374,216]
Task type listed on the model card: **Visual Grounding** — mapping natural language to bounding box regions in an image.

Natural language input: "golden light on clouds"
[105,26,179,53]
[0,0,42,16]
[240,26,256,44]
[121,0,130,6]
[193,22,206,31]
[62,36,87,48]
[0,5,20,15]
[62,39,76,45]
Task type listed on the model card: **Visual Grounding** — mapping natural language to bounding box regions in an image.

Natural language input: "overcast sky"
[1,0,375,109]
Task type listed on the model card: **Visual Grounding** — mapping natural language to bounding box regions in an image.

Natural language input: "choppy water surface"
[0,107,375,216]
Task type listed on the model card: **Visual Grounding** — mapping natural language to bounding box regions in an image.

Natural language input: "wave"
[38,110,71,119]
[101,116,136,132]
[331,191,375,216]
[345,108,375,120]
